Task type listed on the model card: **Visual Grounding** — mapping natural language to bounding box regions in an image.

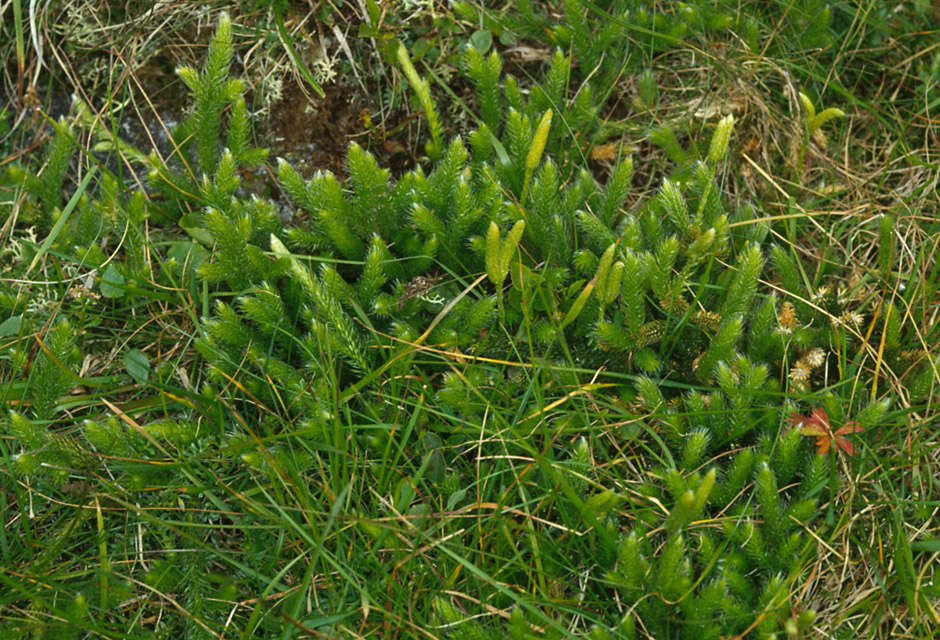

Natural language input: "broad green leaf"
[0,315,23,337]
[124,349,151,385]
[99,264,126,299]
[469,29,492,53]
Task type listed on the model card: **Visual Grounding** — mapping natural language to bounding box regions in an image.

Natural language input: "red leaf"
[786,408,863,457]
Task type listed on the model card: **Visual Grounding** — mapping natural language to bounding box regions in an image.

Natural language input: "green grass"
[1,1,938,638]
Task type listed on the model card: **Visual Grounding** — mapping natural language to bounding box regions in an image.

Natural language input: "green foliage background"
[1,2,937,638]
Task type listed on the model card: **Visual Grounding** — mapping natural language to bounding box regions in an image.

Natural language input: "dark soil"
[262,82,371,179]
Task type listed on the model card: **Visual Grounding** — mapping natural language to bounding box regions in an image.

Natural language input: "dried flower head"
[778,301,798,331]
[837,284,850,305]
[841,310,864,327]
[789,362,811,385]
[659,292,689,314]
[803,348,826,368]
[692,310,722,333]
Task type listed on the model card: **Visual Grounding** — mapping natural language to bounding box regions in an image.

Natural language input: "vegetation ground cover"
[0,1,938,638]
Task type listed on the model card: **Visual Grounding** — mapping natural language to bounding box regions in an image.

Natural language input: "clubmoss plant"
[145,11,268,228]
[1,117,76,231]
[2,7,931,639]
[793,90,845,181]
[397,41,445,161]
